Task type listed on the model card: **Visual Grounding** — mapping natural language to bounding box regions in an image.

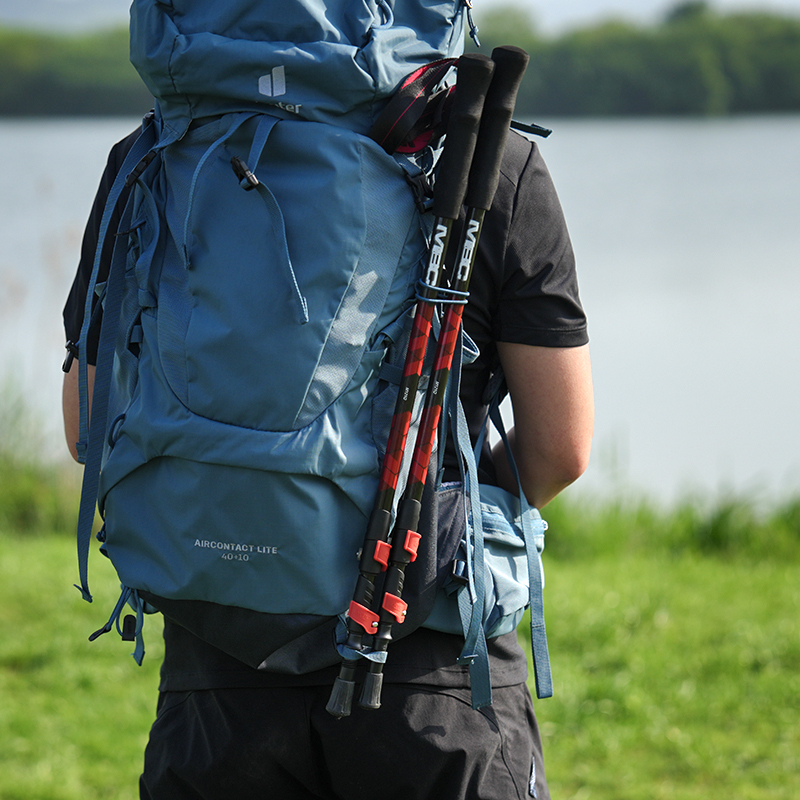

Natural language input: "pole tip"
[358,671,384,710]
[326,677,356,718]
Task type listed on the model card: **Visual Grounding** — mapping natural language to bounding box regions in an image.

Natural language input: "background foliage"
[0,25,151,116]
[2,1,800,117]
[469,1,800,116]
[1,432,798,798]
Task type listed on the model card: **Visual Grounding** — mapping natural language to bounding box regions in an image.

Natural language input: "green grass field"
[1,453,798,799]
[536,555,800,799]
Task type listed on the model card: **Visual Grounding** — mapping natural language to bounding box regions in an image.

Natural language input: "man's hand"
[62,360,95,463]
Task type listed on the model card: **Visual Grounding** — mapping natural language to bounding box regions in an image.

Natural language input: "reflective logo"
[258,66,286,97]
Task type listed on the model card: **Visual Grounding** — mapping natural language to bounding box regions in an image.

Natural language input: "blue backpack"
[75,0,552,711]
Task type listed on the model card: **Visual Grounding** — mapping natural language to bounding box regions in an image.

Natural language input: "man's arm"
[493,342,594,508]
[61,131,144,463]
[62,361,94,463]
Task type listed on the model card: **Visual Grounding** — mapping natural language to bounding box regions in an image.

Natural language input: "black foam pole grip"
[465,46,530,212]
[433,53,495,221]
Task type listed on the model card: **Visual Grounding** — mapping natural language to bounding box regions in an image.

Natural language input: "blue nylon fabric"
[130,0,465,135]
[75,119,158,602]
[455,384,492,709]
[90,586,147,665]
[242,116,309,325]
[423,354,554,703]
[488,403,553,699]
[79,0,466,665]
[180,113,254,266]
[102,460,372,616]
[76,118,157,464]
[177,109,304,335]
[89,120,428,623]
[144,115,421,434]
[427,330,492,709]
[128,589,147,665]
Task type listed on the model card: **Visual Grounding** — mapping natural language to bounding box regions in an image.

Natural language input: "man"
[63,117,592,799]
[63,8,592,795]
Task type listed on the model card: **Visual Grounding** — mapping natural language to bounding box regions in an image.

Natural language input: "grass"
[532,493,800,798]
[0,450,798,799]
[0,519,163,800]
[532,555,800,799]
[0,430,162,800]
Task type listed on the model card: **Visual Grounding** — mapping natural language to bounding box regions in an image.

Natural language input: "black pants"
[140,682,549,800]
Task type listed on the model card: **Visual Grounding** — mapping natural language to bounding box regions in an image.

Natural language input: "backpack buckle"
[450,558,469,587]
[62,340,79,373]
[404,170,433,213]
[125,151,157,187]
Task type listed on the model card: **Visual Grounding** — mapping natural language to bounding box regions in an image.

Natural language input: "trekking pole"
[357,45,531,711]
[326,53,496,720]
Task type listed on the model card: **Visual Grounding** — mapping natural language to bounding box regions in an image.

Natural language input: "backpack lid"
[130,0,467,138]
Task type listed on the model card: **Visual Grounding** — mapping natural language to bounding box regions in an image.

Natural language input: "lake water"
[1,115,799,506]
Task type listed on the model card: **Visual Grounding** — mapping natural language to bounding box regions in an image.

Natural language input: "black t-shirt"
[64,126,587,691]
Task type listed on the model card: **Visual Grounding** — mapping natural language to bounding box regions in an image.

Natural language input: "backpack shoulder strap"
[442,330,493,709]
[480,371,554,700]
[74,116,158,603]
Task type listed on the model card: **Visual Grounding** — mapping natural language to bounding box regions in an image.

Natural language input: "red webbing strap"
[369,58,455,154]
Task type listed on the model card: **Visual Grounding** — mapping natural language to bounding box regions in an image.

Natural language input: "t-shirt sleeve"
[493,134,588,348]
[62,129,139,366]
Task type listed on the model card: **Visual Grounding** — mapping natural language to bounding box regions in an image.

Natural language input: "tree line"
[2,1,800,117]
[0,26,151,116]
[472,1,800,117]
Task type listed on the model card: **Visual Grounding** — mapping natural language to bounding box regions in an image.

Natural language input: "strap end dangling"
[74,583,93,604]
[464,1,481,47]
